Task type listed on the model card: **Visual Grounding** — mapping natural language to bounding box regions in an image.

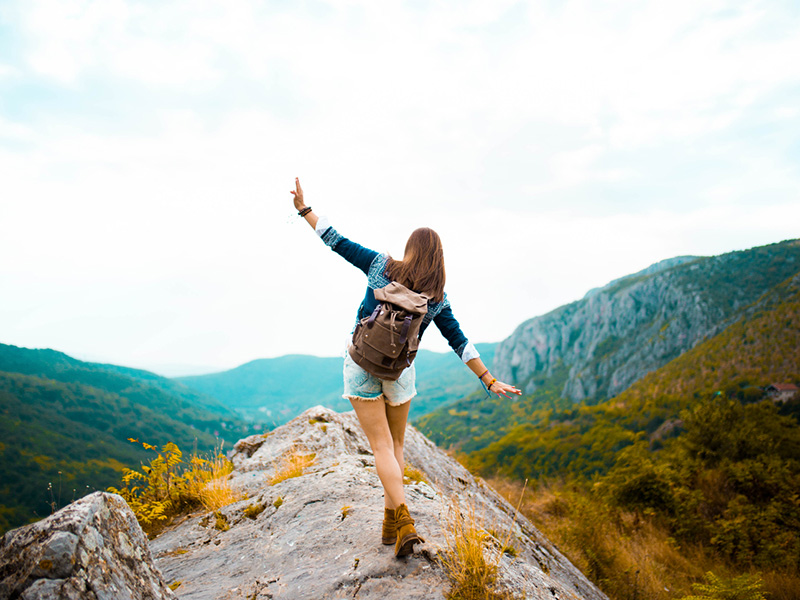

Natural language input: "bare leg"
[350,398,406,510]
[385,401,411,508]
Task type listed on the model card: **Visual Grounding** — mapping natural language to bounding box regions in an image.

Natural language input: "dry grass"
[489,477,707,599]
[762,571,800,600]
[487,477,800,600]
[438,495,520,600]
[269,447,316,485]
[243,502,266,520]
[213,510,229,531]
[196,452,244,511]
[404,463,427,484]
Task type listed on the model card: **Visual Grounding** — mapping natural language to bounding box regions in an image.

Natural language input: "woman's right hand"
[290,177,305,211]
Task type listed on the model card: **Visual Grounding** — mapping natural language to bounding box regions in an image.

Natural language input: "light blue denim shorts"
[342,351,417,406]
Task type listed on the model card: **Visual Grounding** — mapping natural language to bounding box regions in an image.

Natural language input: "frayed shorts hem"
[343,351,416,407]
[343,393,416,407]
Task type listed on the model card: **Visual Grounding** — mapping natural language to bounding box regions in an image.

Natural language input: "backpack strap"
[367,304,381,326]
[399,315,413,345]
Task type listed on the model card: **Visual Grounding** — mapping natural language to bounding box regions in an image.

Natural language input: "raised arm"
[290,177,379,274]
[291,177,319,229]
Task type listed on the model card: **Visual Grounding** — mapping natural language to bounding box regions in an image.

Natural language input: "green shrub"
[681,571,766,600]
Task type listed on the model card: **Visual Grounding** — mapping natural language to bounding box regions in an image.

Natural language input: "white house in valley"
[766,383,800,403]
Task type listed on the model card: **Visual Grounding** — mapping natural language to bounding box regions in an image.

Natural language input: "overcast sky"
[1,0,799,376]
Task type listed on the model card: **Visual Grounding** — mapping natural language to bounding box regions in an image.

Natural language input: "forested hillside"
[0,344,259,534]
[470,272,800,597]
[468,270,800,480]
[417,239,800,453]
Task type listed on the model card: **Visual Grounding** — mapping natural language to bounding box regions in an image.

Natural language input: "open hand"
[290,177,305,211]
[489,380,522,399]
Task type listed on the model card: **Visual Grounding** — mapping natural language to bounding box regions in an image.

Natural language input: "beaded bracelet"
[487,378,497,390]
[298,206,312,217]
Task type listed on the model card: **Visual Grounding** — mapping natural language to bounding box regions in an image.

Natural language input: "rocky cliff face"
[150,406,606,600]
[494,240,800,401]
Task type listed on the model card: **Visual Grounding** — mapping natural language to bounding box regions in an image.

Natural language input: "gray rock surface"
[0,491,176,600]
[151,406,607,600]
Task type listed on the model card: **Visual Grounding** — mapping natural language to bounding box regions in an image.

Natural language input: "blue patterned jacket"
[316,217,480,363]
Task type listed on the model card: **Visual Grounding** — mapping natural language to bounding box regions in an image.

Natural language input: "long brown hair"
[386,227,446,302]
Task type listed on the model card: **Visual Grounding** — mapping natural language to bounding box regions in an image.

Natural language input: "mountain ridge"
[495,238,800,402]
[467,268,800,480]
[416,238,800,453]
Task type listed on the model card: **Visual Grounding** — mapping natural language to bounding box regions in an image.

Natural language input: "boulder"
[0,491,176,600]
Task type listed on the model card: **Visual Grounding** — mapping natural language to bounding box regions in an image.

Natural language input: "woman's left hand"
[290,177,305,211]
[489,380,522,399]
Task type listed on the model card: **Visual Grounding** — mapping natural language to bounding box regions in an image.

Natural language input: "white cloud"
[1,0,799,369]
[0,63,18,78]
[0,116,33,141]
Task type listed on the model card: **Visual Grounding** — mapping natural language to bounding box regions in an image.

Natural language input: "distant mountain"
[178,355,345,424]
[497,239,800,401]
[178,344,497,426]
[417,239,800,452]
[467,269,800,481]
[0,343,260,534]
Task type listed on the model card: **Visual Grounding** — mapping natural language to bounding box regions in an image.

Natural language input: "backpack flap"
[373,282,428,315]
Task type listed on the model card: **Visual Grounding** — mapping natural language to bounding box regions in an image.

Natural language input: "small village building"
[766,383,800,403]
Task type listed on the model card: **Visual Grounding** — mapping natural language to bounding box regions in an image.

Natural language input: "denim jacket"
[316,217,480,363]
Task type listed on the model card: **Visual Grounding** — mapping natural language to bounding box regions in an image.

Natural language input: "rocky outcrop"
[1,407,606,599]
[151,406,607,600]
[0,492,176,600]
[494,241,800,401]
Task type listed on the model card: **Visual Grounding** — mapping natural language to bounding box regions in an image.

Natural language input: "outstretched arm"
[290,177,379,274]
[432,301,522,400]
[466,358,521,400]
[291,177,319,229]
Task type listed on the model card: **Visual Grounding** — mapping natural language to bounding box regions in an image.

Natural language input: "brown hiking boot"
[382,508,397,545]
[394,504,424,557]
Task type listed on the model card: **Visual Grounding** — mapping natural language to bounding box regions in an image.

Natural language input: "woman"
[290,177,521,557]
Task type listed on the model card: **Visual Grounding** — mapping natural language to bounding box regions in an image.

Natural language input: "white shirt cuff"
[461,342,480,364]
[315,216,330,237]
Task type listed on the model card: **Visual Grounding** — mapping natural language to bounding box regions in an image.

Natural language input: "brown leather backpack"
[348,282,429,380]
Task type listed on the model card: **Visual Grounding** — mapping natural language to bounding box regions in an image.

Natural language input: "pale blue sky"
[1,0,799,375]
